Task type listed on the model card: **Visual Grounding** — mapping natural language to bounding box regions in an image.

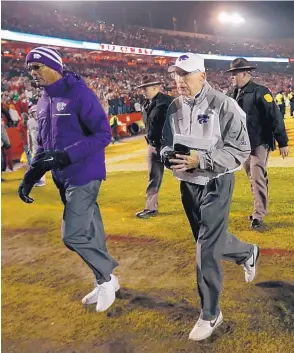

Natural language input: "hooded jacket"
[36,72,112,187]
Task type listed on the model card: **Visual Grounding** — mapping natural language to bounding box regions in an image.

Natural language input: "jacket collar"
[44,76,67,97]
[183,81,211,107]
[151,92,167,106]
[43,72,82,98]
[240,80,255,93]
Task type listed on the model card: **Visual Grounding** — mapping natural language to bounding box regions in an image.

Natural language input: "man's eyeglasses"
[27,65,45,72]
[170,70,199,79]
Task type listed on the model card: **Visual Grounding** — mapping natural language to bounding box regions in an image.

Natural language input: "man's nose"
[30,68,38,75]
[176,76,184,83]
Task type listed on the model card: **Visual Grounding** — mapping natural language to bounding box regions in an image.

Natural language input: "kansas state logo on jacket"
[197,114,210,124]
[36,72,112,187]
[161,82,251,185]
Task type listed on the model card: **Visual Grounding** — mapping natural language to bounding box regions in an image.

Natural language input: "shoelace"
[196,318,205,327]
[97,285,108,296]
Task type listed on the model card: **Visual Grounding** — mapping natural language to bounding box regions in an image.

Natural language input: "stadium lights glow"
[1,30,289,63]
[218,12,245,25]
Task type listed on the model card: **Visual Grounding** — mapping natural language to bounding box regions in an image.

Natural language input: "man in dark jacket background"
[18,47,119,312]
[226,58,289,230]
[136,76,173,219]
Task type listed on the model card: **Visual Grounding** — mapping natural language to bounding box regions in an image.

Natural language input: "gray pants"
[57,180,118,283]
[243,145,269,221]
[145,145,164,211]
[180,173,253,320]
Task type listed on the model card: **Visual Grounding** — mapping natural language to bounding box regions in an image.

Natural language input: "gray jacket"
[27,105,39,155]
[161,82,251,185]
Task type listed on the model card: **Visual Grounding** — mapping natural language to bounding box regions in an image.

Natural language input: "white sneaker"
[34,181,46,187]
[189,311,223,341]
[96,274,120,312]
[243,245,260,283]
[81,274,119,306]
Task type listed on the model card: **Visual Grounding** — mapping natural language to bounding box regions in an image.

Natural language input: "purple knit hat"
[25,47,63,74]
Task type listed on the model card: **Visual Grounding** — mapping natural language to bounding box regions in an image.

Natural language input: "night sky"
[91,1,294,38]
[4,1,294,39]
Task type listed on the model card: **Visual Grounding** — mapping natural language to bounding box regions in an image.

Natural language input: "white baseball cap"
[168,53,205,73]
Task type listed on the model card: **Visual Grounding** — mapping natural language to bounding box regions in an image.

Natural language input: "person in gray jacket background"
[161,53,259,342]
[27,102,46,186]
[1,122,11,181]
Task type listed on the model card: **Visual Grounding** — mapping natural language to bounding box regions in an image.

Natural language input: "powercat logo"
[178,55,189,61]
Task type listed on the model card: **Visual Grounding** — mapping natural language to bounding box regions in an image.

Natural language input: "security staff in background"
[275,90,286,117]
[161,53,258,341]
[226,58,289,230]
[288,88,294,118]
[18,46,119,312]
[135,75,173,219]
[109,114,119,144]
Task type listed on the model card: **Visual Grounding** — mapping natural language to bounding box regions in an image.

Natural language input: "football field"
[2,119,294,353]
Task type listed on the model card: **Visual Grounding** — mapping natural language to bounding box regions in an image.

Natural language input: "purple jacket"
[36,72,111,187]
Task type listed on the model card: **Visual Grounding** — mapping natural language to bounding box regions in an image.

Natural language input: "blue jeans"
[108,106,113,116]
[23,145,32,165]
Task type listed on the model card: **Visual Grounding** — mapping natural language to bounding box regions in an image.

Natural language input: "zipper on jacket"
[189,97,197,134]
[49,97,53,150]
[49,97,64,184]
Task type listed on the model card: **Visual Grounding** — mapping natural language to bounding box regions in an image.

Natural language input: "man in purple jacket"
[18,47,119,312]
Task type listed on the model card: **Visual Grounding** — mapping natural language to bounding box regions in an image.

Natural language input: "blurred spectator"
[134,100,142,112]
[1,120,12,177]
[17,112,32,165]
[27,104,46,186]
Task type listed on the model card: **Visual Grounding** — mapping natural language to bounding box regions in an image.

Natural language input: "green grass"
[2,118,294,352]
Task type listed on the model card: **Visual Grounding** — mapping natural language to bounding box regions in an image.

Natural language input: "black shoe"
[251,219,266,231]
[248,215,253,221]
[136,209,158,219]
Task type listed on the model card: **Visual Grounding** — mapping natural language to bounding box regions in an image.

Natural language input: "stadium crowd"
[2,2,294,174]
[2,2,294,57]
[2,55,293,127]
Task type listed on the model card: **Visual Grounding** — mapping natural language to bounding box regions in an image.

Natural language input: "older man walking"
[161,53,259,341]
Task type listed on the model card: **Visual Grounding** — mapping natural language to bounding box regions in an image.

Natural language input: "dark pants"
[111,125,119,141]
[56,180,118,283]
[1,148,7,172]
[290,103,294,117]
[181,173,253,320]
[145,145,164,211]
[278,104,285,117]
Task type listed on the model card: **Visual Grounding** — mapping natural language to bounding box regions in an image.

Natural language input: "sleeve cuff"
[198,154,207,170]
[160,146,173,158]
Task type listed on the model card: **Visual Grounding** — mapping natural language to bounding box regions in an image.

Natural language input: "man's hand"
[18,183,34,204]
[161,150,177,169]
[279,146,289,159]
[18,165,47,204]
[31,150,71,171]
[169,151,200,172]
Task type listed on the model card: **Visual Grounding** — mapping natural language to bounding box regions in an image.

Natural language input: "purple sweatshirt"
[36,72,111,187]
